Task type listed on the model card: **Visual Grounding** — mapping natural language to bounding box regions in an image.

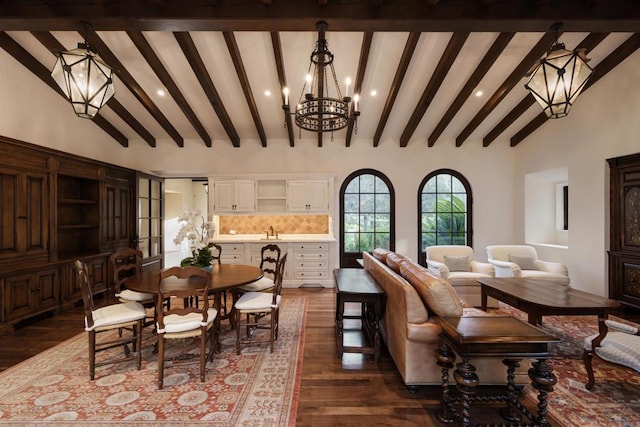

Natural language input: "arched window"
[417,169,472,266]
[340,169,395,268]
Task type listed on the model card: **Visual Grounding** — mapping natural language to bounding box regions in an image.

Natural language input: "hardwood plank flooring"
[0,288,552,426]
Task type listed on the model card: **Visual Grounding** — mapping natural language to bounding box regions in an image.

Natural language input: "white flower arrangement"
[173,209,216,267]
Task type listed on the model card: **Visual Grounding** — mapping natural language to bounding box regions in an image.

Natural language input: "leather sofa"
[363,249,528,389]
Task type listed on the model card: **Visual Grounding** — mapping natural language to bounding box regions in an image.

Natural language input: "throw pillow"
[372,248,391,263]
[443,255,470,272]
[508,254,538,270]
[386,252,410,273]
[400,263,463,317]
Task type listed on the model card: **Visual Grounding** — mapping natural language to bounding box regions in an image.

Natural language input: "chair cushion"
[116,288,154,302]
[157,308,217,334]
[509,255,538,270]
[235,291,281,311]
[400,263,463,317]
[444,255,470,272]
[239,276,274,292]
[584,331,640,373]
[87,302,146,331]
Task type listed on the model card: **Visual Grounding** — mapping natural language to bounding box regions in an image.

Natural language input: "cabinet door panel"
[307,180,329,211]
[35,269,59,310]
[234,180,256,212]
[287,180,309,211]
[0,172,19,255]
[25,174,49,253]
[214,180,236,212]
[4,274,34,321]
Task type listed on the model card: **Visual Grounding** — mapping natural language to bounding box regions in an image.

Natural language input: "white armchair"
[486,245,569,286]
[425,245,496,307]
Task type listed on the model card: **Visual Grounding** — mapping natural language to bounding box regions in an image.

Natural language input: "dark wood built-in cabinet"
[608,152,640,311]
[0,136,137,335]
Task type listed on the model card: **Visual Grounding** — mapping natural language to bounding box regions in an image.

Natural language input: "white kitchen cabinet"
[217,243,247,264]
[213,180,255,212]
[293,242,330,283]
[287,179,329,212]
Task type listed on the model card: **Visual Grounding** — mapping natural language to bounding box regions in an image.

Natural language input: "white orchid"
[173,210,216,267]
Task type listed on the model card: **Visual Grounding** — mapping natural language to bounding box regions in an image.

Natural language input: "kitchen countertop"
[212,234,336,243]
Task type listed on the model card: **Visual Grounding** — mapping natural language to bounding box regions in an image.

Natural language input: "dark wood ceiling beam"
[510,32,640,147]
[270,32,295,147]
[174,32,240,148]
[428,32,514,147]
[223,31,268,147]
[455,32,558,147]
[373,32,420,147]
[345,32,372,147]
[482,32,609,147]
[400,32,469,147]
[0,31,128,146]
[2,1,640,32]
[127,31,211,147]
[30,30,155,147]
[87,31,184,147]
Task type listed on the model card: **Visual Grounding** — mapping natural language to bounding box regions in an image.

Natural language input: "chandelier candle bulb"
[345,77,351,97]
[283,87,289,106]
[354,94,360,112]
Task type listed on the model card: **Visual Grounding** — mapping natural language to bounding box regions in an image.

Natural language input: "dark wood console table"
[334,268,385,361]
[435,316,560,427]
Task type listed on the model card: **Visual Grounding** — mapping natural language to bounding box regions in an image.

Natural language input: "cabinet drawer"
[295,252,327,261]
[217,243,244,254]
[295,260,327,269]
[294,269,328,280]
[220,255,244,264]
[294,243,328,252]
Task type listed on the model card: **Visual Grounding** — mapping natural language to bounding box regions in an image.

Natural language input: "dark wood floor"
[0,287,553,426]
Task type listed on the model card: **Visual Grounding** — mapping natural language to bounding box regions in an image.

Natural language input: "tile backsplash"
[219,215,329,235]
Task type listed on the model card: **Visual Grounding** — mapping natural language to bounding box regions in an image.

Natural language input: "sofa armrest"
[469,260,494,276]
[488,258,521,277]
[427,260,449,279]
[536,260,568,277]
[406,321,441,343]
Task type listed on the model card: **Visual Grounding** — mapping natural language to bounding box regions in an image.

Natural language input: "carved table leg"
[454,358,479,427]
[435,342,456,424]
[529,359,557,427]
[501,358,522,422]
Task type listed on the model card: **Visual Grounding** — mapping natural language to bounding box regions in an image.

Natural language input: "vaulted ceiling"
[1,0,640,149]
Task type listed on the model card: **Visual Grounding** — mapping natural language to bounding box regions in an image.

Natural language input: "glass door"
[137,173,164,272]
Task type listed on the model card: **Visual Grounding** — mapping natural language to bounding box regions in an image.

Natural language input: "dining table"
[125,263,263,333]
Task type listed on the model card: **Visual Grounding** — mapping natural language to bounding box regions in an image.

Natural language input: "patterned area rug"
[0,297,307,426]
[490,304,640,427]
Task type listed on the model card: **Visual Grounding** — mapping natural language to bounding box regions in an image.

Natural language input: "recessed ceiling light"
[157,89,166,97]
[370,90,377,97]
[264,90,272,97]
[475,90,484,97]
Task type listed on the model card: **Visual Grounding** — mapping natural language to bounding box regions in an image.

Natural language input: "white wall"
[514,49,640,296]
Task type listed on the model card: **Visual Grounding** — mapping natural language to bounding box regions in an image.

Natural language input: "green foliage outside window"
[421,174,468,248]
[344,174,391,253]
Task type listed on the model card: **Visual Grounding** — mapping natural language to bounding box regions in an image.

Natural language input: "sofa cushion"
[372,248,391,263]
[386,252,410,273]
[400,263,463,317]
[443,255,470,272]
[509,254,538,270]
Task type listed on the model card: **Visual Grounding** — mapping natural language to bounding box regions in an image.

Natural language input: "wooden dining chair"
[110,247,155,330]
[238,244,281,294]
[75,260,146,380]
[155,266,218,389]
[234,253,287,354]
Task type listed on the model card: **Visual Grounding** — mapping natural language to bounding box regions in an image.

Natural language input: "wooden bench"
[334,268,385,361]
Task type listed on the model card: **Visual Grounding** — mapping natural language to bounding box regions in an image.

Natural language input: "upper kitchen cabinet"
[287,179,329,212]
[213,180,256,213]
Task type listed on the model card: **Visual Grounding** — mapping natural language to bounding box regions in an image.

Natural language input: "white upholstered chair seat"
[235,292,281,312]
[116,288,154,302]
[157,308,217,334]
[486,244,569,286]
[86,301,146,332]
[238,277,274,293]
[425,245,496,307]
[583,319,640,389]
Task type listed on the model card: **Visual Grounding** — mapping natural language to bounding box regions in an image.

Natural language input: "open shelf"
[57,175,100,255]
